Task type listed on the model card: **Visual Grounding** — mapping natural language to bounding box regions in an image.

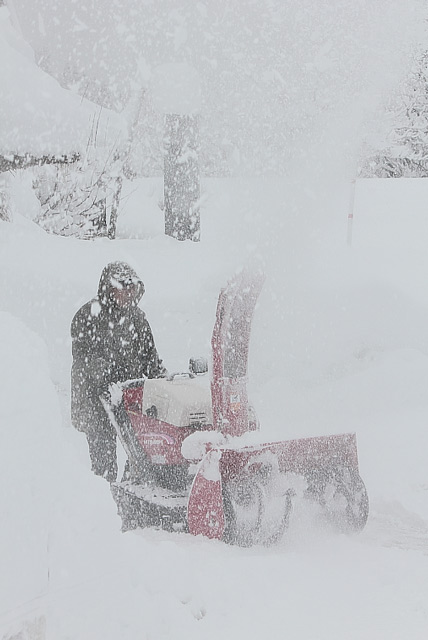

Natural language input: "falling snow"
[1,1,428,639]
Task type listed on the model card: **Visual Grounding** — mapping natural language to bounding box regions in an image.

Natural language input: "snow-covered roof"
[0,7,126,157]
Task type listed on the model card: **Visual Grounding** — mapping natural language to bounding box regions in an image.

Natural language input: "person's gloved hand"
[108,382,124,407]
[100,382,123,407]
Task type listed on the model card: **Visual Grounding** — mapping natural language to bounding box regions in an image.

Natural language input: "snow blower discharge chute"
[102,271,369,546]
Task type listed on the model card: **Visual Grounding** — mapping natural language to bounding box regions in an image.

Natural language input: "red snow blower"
[103,270,368,546]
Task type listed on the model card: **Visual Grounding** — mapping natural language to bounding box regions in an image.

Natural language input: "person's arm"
[136,312,167,378]
[71,303,112,390]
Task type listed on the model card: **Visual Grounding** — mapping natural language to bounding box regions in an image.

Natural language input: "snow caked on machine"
[102,270,369,546]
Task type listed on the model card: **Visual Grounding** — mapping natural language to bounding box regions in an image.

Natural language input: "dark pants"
[72,381,118,483]
[85,424,118,482]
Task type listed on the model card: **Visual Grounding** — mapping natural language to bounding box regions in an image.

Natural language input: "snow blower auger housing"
[103,270,369,546]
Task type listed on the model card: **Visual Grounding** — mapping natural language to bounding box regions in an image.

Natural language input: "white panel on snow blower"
[142,376,213,428]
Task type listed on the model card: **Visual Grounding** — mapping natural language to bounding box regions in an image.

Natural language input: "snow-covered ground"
[1,175,428,640]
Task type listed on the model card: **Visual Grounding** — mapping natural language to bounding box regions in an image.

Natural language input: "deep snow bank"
[0,311,59,628]
[0,311,127,637]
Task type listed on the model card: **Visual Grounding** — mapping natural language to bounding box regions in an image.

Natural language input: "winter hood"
[97,261,145,307]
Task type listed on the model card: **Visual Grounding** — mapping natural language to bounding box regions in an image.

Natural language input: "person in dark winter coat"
[71,261,166,482]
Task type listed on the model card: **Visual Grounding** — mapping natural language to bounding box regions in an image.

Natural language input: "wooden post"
[0,173,11,222]
[347,178,356,247]
[107,176,123,239]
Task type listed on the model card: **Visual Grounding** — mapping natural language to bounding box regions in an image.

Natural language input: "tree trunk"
[0,174,11,222]
[164,114,200,241]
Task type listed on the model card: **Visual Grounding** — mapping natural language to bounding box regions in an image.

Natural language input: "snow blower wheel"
[321,467,369,533]
[223,476,264,547]
[222,471,293,547]
[260,488,293,546]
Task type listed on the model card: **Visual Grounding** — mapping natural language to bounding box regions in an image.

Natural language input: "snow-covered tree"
[0,4,127,234]
[360,49,428,178]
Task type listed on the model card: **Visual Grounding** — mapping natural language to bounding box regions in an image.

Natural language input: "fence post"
[347,178,356,247]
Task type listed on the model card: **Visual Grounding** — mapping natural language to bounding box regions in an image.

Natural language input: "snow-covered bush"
[32,147,125,238]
